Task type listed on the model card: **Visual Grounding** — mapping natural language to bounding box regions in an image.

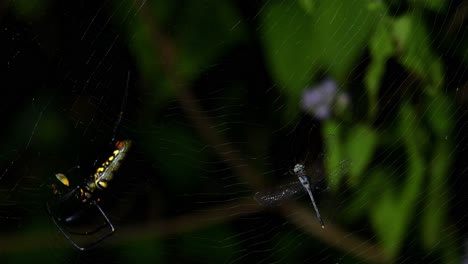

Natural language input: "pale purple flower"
[301,78,350,119]
[301,79,338,120]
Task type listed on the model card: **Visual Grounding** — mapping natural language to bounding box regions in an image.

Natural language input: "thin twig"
[0,200,259,252]
[281,202,388,263]
[0,200,387,264]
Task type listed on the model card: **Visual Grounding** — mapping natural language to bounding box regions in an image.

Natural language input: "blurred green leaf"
[409,0,447,13]
[367,0,387,11]
[420,94,453,249]
[399,102,427,159]
[365,19,394,118]
[371,156,424,258]
[260,0,381,119]
[298,0,316,13]
[346,169,389,221]
[397,103,426,253]
[260,1,317,120]
[421,141,450,249]
[392,14,444,94]
[424,94,454,137]
[345,124,378,186]
[399,101,429,152]
[371,103,426,258]
[175,1,245,82]
[370,188,402,259]
[322,120,345,190]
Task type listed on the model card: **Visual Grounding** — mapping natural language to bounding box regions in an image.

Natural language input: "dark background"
[1,0,467,263]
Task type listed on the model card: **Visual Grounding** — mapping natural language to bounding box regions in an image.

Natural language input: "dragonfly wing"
[254,181,304,207]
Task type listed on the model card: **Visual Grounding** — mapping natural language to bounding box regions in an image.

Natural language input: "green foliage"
[322,120,345,191]
[424,95,454,136]
[345,124,378,186]
[118,0,245,114]
[365,18,394,118]
[409,0,448,12]
[377,103,426,257]
[315,3,456,260]
[298,0,316,13]
[260,0,382,119]
[323,122,378,188]
[346,168,389,221]
[393,14,444,94]
[174,1,245,82]
[422,140,450,249]
[421,94,454,249]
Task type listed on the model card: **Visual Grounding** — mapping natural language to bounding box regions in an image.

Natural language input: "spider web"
[1,0,467,264]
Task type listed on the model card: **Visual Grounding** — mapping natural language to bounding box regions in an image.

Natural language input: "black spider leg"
[111,70,130,143]
[77,200,115,250]
[62,206,109,236]
[46,188,115,251]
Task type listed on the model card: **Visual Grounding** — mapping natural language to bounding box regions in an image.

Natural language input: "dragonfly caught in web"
[254,160,350,228]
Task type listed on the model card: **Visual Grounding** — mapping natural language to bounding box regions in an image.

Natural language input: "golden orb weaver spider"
[46,139,132,250]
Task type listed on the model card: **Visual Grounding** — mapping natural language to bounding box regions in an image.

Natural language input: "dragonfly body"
[294,164,324,228]
[255,163,327,228]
